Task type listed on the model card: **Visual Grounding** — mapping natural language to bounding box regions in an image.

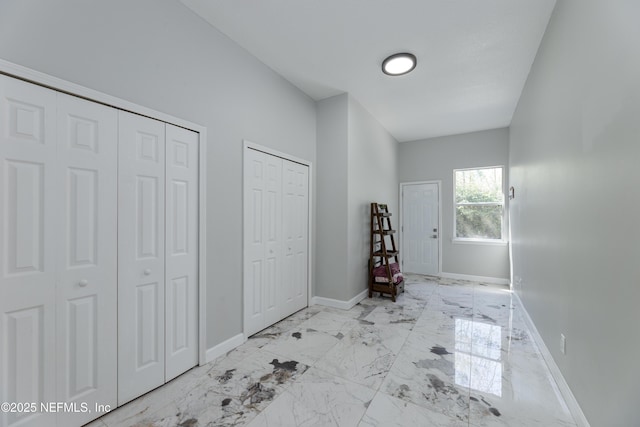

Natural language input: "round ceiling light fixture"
[382,52,417,76]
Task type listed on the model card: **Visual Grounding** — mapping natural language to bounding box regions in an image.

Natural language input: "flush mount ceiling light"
[382,52,417,76]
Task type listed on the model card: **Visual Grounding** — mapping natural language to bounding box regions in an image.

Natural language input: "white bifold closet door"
[245,149,282,335]
[164,124,199,382]
[55,93,118,427]
[118,111,198,405]
[118,111,166,405]
[0,77,58,427]
[0,76,117,427]
[244,148,308,337]
[281,160,309,317]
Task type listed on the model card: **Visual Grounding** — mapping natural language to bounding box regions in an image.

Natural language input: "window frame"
[453,166,507,244]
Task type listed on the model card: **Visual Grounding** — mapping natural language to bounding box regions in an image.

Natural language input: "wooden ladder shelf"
[369,203,404,301]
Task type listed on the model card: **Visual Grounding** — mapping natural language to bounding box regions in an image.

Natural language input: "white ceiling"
[181,0,556,142]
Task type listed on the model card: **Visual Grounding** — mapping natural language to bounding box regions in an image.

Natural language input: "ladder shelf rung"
[373,229,396,235]
[373,250,398,257]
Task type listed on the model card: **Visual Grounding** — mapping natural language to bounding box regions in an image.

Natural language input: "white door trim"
[0,58,209,366]
[399,181,443,275]
[242,140,313,337]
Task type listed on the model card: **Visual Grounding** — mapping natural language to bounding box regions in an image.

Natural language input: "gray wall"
[0,0,317,349]
[399,128,510,280]
[316,94,349,300]
[347,97,399,300]
[316,94,398,301]
[509,2,640,426]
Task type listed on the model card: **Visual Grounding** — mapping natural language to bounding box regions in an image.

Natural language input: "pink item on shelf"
[373,262,403,284]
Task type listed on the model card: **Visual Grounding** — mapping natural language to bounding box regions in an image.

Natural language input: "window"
[454,166,504,241]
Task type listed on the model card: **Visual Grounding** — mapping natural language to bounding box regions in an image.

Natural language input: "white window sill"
[452,238,509,246]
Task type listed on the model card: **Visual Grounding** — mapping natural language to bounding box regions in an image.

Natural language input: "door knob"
[79,279,88,287]
[431,235,438,239]
[144,269,151,276]
[433,228,438,232]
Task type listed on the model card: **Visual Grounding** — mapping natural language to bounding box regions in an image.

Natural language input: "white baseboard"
[513,292,590,427]
[205,333,246,364]
[439,272,510,286]
[311,289,368,310]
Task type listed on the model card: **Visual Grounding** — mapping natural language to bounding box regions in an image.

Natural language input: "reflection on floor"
[87,274,577,427]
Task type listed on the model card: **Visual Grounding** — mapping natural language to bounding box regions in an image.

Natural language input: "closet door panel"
[55,93,117,426]
[118,111,166,405]
[165,124,198,381]
[263,154,282,327]
[282,160,309,317]
[0,76,57,427]
[244,149,266,336]
[244,149,282,336]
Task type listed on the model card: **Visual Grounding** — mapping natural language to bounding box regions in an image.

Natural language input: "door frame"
[399,181,442,276]
[0,59,209,366]
[242,140,313,337]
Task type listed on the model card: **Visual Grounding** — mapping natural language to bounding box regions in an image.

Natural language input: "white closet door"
[282,160,309,317]
[263,154,283,327]
[56,93,117,426]
[0,75,57,427]
[244,148,265,336]
[244,149,282,336]
[165,124,198,381]
[118,111,166,405]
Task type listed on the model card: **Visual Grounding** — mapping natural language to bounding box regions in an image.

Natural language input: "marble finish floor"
[87,275,576,426]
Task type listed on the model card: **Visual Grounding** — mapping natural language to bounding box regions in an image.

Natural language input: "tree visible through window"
[454,167,504,240]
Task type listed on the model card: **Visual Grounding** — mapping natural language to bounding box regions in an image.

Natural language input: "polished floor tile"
[246,367,376,427]
[88,274,576,427]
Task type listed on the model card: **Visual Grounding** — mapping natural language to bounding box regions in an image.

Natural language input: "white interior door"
[118,111,166,405]
[56,93,118,426]
[0,75,58,427]
[282,159,309,317]
[243,148,282,336]
[402,183,440,275]
[165,124,199,381]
